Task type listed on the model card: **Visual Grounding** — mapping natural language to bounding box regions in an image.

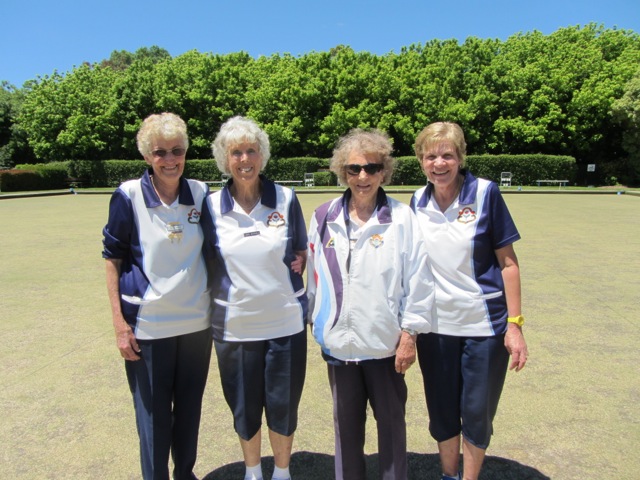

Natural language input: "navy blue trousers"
[416,333,509,449]
[125,328,212,480]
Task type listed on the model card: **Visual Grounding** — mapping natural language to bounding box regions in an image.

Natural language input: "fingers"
[120,349,140,361]
[509,349,529,372]
[394,358,416,374]
[118,336,141,361]
[290,257,303,274]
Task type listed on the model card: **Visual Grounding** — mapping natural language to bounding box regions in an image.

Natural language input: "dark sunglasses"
[345,163,384,176]
[152,147,186,158]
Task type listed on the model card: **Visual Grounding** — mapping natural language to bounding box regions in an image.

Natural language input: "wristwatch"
[401,327,417,336]
[507,315,525,327]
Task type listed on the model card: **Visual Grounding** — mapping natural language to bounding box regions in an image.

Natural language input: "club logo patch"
[369,234,384,248]
[267,212,286,227]
[457,207,477,224]
[187,208,201,224]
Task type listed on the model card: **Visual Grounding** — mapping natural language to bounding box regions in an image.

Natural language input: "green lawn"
[1,193,638,479]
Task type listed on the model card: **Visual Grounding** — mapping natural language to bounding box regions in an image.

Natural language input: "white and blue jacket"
[411,171,520,337]
[307,188,433,363]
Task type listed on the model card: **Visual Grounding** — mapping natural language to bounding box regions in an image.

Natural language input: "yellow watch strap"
[507,315,525,326]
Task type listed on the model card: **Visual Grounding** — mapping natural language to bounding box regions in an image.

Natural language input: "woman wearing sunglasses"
[103,112,212,479]
[306,128,434,480]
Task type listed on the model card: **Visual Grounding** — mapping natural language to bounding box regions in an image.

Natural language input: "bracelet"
[401,327,417,336]
[507,315,525,327]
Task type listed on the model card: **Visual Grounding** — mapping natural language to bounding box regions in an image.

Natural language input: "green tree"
[18,64,120,160]
[611,68,640,185]
[0,82,36,167]
[153,50,252,158]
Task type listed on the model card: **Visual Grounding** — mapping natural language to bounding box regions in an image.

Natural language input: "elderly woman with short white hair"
[202,116,308,480]
[103,112,212,480]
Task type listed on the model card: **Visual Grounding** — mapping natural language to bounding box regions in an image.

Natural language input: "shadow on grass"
[203,450,549,479]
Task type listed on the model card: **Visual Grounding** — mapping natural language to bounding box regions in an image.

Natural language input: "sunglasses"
[345,163,384,176]
[152,147,186,158]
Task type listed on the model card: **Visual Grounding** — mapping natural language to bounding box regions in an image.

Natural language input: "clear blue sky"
[2,0,639,87]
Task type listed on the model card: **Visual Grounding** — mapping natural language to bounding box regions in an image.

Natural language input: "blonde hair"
[136,112,189,157]
[414,122,467,168]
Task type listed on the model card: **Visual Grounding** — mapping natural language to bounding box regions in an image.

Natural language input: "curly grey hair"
[330,128,395,186]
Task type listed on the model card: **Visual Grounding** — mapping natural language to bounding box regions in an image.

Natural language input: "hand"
[115,321,141,361]
[505,323,528,372]
[290,253,304,275]
[395,332,417,374]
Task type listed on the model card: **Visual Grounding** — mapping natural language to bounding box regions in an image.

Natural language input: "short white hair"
[211,116,270,174]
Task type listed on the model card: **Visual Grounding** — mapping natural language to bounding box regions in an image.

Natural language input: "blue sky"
[2,0,639,87]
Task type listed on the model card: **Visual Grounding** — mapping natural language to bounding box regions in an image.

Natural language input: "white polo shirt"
[102,169,210,340]
[202,176,308,342]
[411,171,520,337]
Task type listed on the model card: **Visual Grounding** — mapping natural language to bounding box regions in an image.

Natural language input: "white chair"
[500,172,512,187]
[304,173,315,187]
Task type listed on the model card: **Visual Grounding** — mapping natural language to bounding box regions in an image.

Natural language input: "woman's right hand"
[114,321,141,361]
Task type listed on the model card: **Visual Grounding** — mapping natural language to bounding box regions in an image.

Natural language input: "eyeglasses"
[152,147,186,158]
[345,163,384,176]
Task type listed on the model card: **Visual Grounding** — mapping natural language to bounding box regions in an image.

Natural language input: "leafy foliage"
[4,25,640,185]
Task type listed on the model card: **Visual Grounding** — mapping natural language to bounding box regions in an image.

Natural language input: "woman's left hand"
[395,332,417,374]
[505,323,528,372]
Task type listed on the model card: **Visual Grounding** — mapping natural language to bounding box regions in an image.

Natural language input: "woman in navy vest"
[103,112,212,480]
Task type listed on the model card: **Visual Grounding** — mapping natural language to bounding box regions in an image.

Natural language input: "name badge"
[244,231,261,237]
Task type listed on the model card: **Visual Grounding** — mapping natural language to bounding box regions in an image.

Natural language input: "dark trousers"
[214,330,307,440]
[125,328,212,480]
[328,358,408,480]
[416,333,509,449]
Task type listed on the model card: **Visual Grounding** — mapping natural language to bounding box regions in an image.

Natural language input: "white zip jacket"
[307,189,434,362]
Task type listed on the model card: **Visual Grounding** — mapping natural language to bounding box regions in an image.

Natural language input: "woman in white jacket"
[306,129,434,480]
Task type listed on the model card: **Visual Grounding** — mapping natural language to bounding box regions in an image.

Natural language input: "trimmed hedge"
[5,154,576,191]
[1,163,69,191]
[466,154,578,186]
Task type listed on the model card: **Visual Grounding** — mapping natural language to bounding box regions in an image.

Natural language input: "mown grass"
[1,193,638,479]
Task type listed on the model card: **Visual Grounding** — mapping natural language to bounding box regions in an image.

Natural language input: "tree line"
[1,24,639,185]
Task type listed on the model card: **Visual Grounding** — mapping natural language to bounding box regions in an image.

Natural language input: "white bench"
[275,180,303,187]
[536,179,569,187]
[205,180,224,187]
[205,174,231,188]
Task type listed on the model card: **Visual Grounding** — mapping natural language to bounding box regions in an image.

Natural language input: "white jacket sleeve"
[399,209,434,334]
[306,211,319,325]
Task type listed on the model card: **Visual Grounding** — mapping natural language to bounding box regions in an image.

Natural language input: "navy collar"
[220,174,277,214]
[141,168,195,208]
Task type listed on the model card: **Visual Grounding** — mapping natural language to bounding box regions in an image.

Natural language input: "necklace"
[236,196,261,213]
[231,183,262,213]
[150,174,179,204]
